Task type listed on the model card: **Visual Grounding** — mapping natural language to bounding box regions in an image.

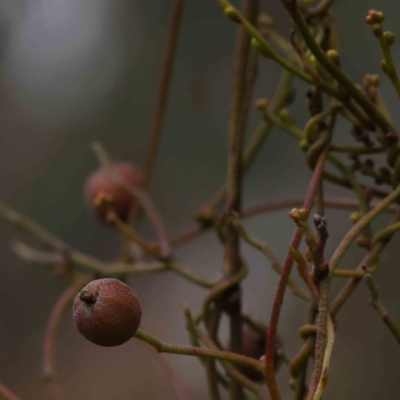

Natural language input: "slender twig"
[142,0,185,184]
[309,0,336,17]
[169,197,397,251]
[203,263,249,326]
[289,246,319,302]
[223,1,256,398]
[159,354,188,400]
[0,200,67,251]
[312,316,335,400]
[264,107,393,199]
[205,71,294,215]
[98,198,161,259]
[279,0,394,135]
[299,324,318,339]
[0,383,21,400]
[137,339,188,400]
[234,218,311,301]
[373,27,400,98]
[290,338,315,377]
[372,221,400,245]
[185,309,225,400]
[12,240,217,288]
[243,198,397,219]
[183,306,237,393]
[265,149,328,400]
[43,275,92,399]
[364,271,400,346]
[328,184,400,275]
[133,330,265,375]
[171,226,203,247]
[292,212,400,377]
[92,142,172,258]
[294,166,331,399]
[309,278,330,399]
[197,329,269,400]
[216,0,373,129]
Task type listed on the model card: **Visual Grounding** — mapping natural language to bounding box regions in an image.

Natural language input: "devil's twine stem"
[265,149,328,400]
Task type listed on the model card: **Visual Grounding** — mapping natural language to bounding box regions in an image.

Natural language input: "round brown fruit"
[84,163,143,223]
[73,278,142,347]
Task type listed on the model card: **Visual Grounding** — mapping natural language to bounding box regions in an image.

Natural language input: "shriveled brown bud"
[73,278,142,347]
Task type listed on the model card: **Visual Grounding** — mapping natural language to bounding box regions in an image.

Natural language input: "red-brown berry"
[84,163,143,223]
[73,278,142,347]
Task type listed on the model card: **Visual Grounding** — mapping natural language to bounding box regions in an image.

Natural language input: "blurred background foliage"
[0,0,400,399]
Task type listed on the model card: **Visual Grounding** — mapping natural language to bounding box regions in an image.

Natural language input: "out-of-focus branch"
[142,0,185,184]
[364,270,400,346]
[43,274,93,399]
[0,383,21,400]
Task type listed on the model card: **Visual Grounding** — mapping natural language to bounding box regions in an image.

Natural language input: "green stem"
[216,0,373,129]
[308,0,336,17]
[207,71,294,216]
[279,0,393,135]
[328,185,400,274]
[233,217,311,301]
[377,33,400,98]
[327,155,372,239]
[372,221,400,245]
[133,330,265,375]
[364,272,400,345]
[197,330,269,400]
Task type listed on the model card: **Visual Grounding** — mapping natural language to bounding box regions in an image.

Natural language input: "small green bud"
[224,6,241,23]
[255,98,268,110]
[278,109,293,124]
[258,14,273,29]
[350,212,360,224]
[372,23,383,37]
[289,208,308,222]
[384,31,395,46]
[308,54,322,72]
[326,49,340,65]
[363,74,380,87]
[299,138,309,151]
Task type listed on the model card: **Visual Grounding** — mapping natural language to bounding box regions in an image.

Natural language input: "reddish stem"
[0,383,21,400]
[264,151,328,400]
[142,0,185,185]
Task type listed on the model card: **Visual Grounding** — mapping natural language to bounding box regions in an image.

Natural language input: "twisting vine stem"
[265,149,328,400]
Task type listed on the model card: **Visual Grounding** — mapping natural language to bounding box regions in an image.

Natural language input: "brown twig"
[364,270,400,346]
[137,339,188,400]
[142,0,185,184]
[222,1,256,398]
[0,383,21,400]
[168,198,398,250]
[265,149,328,400]
[43,274,93,399]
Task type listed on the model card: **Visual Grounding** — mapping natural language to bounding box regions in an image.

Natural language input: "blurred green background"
[1,0,400,399]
